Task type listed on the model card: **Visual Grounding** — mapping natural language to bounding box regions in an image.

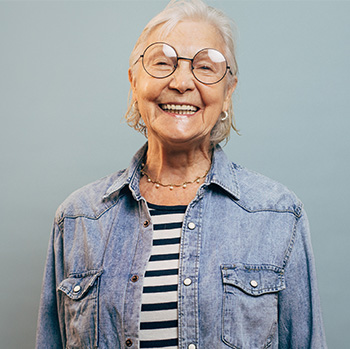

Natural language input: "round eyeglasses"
[137,42,232,85]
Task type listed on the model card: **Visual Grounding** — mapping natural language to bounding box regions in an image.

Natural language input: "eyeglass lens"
[142,43,228,84]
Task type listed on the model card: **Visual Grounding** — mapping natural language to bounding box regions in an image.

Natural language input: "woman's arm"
[36,222,63,349]
[278,210,327,348]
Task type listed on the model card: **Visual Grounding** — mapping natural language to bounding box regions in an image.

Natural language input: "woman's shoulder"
[232,163,303,217]
[54,169,128,222]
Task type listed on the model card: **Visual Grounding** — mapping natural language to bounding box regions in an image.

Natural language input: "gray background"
[1,0,349,348]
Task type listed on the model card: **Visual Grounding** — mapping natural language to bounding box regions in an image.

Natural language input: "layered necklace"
[141,163,210,190]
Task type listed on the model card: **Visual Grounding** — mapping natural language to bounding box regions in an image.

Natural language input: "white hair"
[125,0,239,146]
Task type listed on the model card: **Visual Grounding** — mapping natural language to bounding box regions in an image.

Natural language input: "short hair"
[125,0,239,146]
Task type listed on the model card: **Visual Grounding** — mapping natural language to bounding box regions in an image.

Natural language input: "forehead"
[146,20,225,56]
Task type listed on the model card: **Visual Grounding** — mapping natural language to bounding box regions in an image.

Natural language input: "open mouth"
[159,104,199,115]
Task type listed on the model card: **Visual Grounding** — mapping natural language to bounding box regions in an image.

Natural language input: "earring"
[221,111,228,121]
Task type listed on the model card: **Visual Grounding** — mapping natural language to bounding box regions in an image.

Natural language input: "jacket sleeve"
[278,209,327,348]
[36,221,64,349]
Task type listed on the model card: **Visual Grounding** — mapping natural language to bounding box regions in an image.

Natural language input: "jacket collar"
[103,142,240,201]
[207,144,240,200]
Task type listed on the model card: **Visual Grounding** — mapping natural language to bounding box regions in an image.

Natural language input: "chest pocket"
[221,264,285,349]
[58,269,103,349]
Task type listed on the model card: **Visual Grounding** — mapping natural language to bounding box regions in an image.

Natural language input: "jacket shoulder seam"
[231,199,303,218]
[56,193,124,225]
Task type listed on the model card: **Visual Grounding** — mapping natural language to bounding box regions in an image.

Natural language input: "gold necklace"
[141,163,210,190]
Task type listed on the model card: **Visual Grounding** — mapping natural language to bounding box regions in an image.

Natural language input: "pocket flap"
[221,264,285,296]
[58,269,103,300]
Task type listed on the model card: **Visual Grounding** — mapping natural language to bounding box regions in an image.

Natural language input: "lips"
[159,103,199,115]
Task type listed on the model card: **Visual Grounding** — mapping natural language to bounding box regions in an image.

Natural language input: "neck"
[139,137,213,205]
[144,138,212,184]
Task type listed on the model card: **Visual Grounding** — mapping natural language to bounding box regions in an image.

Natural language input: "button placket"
[183,278,192,286]
[131,275,139,283]
[178,205,202,349]
[188,222,196,230]
[123,204,153,349]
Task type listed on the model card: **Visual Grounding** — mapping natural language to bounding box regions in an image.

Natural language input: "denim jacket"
[36,143,327,348]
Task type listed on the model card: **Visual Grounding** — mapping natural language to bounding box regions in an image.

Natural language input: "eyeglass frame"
[135,42,233,85]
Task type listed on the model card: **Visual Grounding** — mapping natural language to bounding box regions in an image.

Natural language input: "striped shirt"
[139,203,187,349]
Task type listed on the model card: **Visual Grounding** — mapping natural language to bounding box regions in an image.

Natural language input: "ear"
[223,76,237,111]
[128,68,137,101]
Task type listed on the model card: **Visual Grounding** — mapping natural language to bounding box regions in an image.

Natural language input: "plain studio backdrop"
[0,0,349,348]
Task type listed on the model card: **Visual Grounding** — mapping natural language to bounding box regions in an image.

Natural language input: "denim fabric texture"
[36,143,327,348]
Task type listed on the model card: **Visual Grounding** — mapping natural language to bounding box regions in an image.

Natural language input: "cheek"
[135,75,164,103]
[201,86,226,110]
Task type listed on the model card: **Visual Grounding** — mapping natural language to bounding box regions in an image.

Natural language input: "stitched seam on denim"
[222,264,284,272]
[206,161,240,200]
[94,277,100,348]
[232,200,300,216]
[127,154,146,201]
[103,169,128,198]
[177,197,199,348]
[56,193,124,225]
[222,303,240,348]
[69,269,103,278]
[227,286,282,296]
[123,199,151,343]
[221,264,285,295]
[223,282,284,295]
[210,177,239,199]
[177,205,187,348]
[58,271,102,299]
[230,162,240,197]
[221,264,280,348]
[194,197,203,345]
[129,156,144,184]
[211,162,240,195]
[282,214,299,269]
[221,281,236,347]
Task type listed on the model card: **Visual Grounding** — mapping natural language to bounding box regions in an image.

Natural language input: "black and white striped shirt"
[139,203,187,349]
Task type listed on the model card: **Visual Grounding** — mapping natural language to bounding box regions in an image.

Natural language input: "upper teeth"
[160,104,198,113]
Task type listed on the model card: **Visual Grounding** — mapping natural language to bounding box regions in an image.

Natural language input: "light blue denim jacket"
[36,143,327,348]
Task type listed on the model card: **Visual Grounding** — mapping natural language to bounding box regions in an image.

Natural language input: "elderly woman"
[36,0,327,348]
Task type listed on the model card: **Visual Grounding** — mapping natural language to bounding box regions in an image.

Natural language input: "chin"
[162,133,209,147]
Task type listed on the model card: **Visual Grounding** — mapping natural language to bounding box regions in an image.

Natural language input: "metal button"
[188,222,196,230]
[131,275,139,282]
[125,338,133,347]
[250,280,258,288]
[143,220,150,227]
[73,285,81,293]
[188,344,196,349]
[183,278,192,286]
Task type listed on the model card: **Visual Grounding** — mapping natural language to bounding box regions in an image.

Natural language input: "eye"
[195,62,215,73]
[156,61,171,66]
[199,65,213,71]
[152,58,174,68]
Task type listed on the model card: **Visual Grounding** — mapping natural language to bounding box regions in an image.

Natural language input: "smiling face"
[129,20,236,149]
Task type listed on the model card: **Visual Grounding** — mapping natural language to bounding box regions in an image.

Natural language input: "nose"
[168,59,196,93]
